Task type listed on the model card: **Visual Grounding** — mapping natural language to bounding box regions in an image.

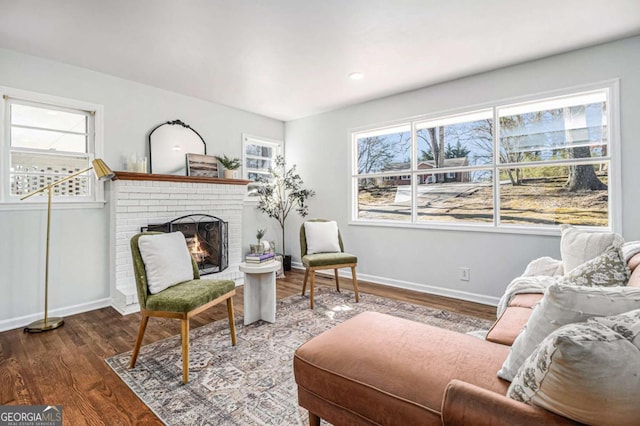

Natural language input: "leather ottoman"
[293,311,510,425]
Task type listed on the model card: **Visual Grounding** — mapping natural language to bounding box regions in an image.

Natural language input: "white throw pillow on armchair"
[304,221,341,254]
[138,231,194,294]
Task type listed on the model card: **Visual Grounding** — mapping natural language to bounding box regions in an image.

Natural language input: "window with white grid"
[351,81,620,233]
[242,134,282,196]
[1,87,104,204]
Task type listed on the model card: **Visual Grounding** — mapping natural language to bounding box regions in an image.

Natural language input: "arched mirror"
[149,120,207,175]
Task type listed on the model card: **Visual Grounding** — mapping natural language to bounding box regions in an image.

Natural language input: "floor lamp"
[21,158,115,333]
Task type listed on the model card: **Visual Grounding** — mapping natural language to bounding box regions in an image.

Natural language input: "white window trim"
[349,79,621,235]
[0,86,105,210]
[242,133,283,203]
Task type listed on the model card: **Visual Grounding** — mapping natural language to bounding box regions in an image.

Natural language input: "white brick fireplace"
[109,172,248,314]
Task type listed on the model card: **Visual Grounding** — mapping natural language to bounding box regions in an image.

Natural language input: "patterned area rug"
[106,287,492,425]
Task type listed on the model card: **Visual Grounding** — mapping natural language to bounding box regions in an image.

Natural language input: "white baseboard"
[290,261,499,307]
[0,298,112,332]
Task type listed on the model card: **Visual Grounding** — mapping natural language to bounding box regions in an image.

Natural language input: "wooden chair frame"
[301,263,358,309]
[129,291,237,384]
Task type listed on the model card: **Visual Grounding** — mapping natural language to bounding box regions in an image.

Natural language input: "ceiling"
[1,1,639,121]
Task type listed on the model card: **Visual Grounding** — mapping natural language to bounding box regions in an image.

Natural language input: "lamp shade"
[92,158,115,181]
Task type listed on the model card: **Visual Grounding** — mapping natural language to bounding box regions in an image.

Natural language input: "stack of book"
[245,252,275,265]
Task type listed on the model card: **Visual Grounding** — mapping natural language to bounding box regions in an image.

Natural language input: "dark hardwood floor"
[0,269,495,425]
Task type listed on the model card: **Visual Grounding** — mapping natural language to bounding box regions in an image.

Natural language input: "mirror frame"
[148,119,207,175]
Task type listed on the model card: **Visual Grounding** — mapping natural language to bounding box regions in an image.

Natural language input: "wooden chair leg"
[334,268,340,292]
[309,269,316,309]
[130,314,149,368]
[181,317,190,384]
[351,266,359,303]
[309,412,321,426]
[227,297,237,346]
[302,268,309,296]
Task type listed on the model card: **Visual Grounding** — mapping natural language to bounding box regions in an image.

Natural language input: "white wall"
[0,48,283,330]
[285,36,640,305]
[2,35,638,328]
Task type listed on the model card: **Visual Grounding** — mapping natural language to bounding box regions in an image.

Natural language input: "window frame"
[0,86,105,210]
[241,133,283,200]
[349,80,621,235]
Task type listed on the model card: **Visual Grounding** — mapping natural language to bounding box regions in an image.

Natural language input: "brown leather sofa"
[294,252,640,425]
[294,309,580,426]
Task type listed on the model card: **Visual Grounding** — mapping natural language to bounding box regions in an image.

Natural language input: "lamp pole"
[43,185,53,328]
[20,159,114,333]
[21,166,93,332]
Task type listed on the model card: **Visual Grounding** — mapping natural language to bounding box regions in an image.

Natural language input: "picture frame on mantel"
[187,153,219,178]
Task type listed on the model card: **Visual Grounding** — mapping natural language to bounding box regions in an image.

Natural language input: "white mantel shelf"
[109,172,247,315]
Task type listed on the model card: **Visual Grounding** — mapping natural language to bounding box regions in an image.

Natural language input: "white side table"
[240,261,281,325]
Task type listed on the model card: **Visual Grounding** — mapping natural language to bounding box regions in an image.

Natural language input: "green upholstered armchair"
[129,232,237,384]
[300,219,359,309]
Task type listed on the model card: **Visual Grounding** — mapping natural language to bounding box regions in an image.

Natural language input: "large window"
[1,87,103,204]
[242,134,282,196]
[351,82,618,232]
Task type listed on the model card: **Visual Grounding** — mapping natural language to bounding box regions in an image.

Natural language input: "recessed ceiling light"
[349,72,363,80]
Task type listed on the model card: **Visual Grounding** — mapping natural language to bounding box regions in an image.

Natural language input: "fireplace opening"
[142,214,228,275]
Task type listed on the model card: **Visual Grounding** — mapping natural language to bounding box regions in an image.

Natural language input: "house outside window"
[242,134,282,197]
[1,87,104,205]
[351,81,619,232]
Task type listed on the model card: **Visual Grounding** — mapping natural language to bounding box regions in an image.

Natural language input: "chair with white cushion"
[300,219,359,309]
[129,231,237,383]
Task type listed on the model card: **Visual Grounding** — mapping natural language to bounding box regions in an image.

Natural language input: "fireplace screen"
[143,214,228,275]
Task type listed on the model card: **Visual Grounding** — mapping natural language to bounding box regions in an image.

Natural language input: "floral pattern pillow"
[592,308,640,347]
[507,309,640,425]
[563,245,630,287]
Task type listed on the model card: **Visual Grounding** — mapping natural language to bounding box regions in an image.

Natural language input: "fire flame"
[191,235,203,254]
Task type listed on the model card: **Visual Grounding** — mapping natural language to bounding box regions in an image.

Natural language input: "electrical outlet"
[459,267,470,281]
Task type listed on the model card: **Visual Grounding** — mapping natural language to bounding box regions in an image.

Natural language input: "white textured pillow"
[138,232,194,294]
[304,221,341,254]
[508,310,640,426]
[497,283,640,381]
[560,224,624,274]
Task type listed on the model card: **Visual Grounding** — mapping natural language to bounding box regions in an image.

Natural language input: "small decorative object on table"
[216,154,241,179]
[251,227,267,254]
[256,227,266,245]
